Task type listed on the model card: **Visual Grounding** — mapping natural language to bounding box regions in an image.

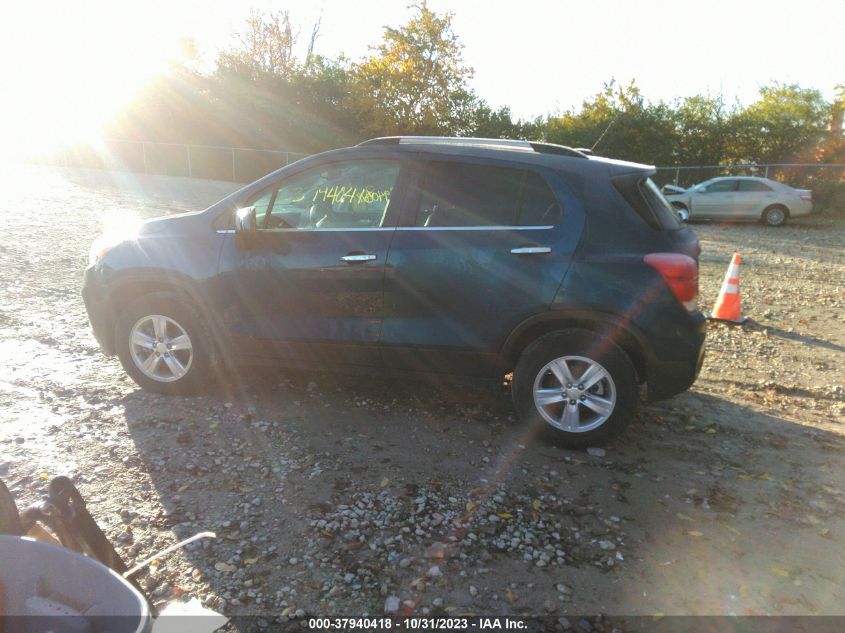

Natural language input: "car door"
[735,179,775,218]
[218,156,408,368]
[381,156,582,378]
[692,178,737,218]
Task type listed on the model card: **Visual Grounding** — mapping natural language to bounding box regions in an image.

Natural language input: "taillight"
[800,194,812,201]
[644,253,699,312]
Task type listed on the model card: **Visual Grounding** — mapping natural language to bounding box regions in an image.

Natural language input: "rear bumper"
[82,266,115,355]
[791,200,813,217]
[645,310,707,401]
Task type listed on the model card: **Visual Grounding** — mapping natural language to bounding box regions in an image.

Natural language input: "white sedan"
[663,176,813,226]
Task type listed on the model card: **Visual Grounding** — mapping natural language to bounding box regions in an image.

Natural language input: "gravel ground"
[1,165,844,627]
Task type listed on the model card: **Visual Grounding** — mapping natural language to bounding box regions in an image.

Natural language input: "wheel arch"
[100,272,210,353]
[497,311,648,385]
[762,203,790,220]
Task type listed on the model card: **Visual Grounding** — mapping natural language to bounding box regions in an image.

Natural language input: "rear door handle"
[341,253,377,263]
[510,246,551,255]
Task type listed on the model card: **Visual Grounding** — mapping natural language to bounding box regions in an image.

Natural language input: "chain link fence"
[654,163,845,189]
[53,139,845,195]
[56,139,310,183]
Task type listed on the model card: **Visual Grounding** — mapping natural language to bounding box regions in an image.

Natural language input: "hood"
[138,209,205,235]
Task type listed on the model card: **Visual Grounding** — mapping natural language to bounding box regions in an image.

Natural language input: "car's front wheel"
[671,202,689,222]
[512,329,638,448]
[115,292,212,394]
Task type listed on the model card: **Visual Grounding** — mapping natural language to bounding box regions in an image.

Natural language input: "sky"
[1,0,843,154]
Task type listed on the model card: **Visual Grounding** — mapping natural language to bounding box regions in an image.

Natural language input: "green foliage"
[545,81,679,165]
[730,84,829,164]
[813,180,845,214]
[350,1,473,136]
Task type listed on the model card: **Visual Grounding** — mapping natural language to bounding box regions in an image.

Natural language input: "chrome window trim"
[397,225,553,231]
[216,225,554,234]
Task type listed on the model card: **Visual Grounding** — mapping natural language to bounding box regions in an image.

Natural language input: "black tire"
[114,292,213,394]
[512,329,638,448]
[762,205,788,227]
[0,478,22,535]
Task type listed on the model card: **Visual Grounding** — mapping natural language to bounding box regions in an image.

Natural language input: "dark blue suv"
[83,137,706,446]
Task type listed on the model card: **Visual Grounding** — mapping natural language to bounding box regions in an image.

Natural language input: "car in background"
[663,176,812,226]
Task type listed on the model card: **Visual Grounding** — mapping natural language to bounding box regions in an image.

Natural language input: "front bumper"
[82,266,115,355]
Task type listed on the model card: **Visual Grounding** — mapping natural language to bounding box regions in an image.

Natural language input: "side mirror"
[235,206,257,248]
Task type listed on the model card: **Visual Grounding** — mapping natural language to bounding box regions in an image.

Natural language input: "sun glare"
[0,3,184,160]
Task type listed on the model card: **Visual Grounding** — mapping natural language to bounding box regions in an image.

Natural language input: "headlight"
[89,233,119,266]
[88,222,141,266]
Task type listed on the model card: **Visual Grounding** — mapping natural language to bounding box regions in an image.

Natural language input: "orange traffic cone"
[708,253,748,323]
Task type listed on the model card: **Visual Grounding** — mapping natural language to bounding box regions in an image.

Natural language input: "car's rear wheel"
[671,202,689,222]
[762,205,787,227]
[115,292,212,394]
[512,329,638,448]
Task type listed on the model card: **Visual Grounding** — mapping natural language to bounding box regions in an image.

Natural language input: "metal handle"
[510,246,551,255]
[341,253,377,262]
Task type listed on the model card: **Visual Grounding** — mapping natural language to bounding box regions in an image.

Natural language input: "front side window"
[414,161,561,227]
[704,179,737,193]
[250,159,400,230]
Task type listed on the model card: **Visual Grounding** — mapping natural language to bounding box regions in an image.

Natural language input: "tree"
[218,9,299,79]
[672,93,735,167]
[545,80,678,165]
[730,83,829,164]
[350,1,473,136]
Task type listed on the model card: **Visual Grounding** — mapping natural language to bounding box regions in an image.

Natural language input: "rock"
[384,596,401,614]
[214,562,236,573]
[469,585,478,598]
[586,447,606,457]
[599,540,615,550]
[425,543,448,559]
[427,565,443,578]
[432,598,444,608]
[399,558,411,568]
[556,583,572,594]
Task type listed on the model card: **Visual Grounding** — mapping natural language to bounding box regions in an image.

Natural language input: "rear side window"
[613,173,680,230]
[641,178,681,229]
[414,161,561,227]
[738,180,773,192]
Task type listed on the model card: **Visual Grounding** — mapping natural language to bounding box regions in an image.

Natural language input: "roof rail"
[356,136,588,158]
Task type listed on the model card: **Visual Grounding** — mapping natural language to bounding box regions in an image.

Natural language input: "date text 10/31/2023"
[307,617,529,630]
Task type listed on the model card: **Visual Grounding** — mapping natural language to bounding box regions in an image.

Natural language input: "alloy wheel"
[129,314,193,382]
[532,355,617,432]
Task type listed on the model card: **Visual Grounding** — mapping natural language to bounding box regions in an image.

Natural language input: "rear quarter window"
[613,173,680,230]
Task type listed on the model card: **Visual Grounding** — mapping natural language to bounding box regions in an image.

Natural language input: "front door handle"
[510,246,551,255]
[341,253,377,263]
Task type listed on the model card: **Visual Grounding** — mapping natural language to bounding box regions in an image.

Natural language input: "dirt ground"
[1,165,844,626]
